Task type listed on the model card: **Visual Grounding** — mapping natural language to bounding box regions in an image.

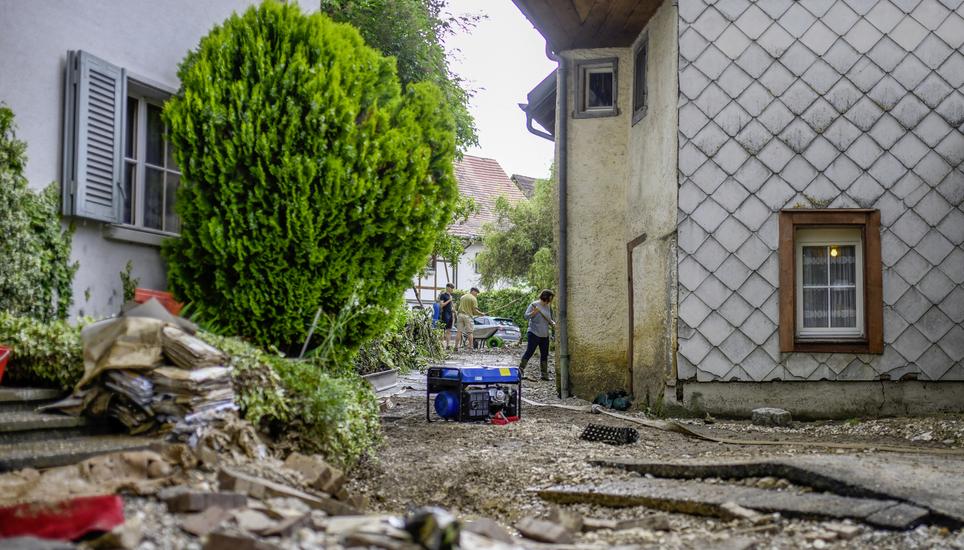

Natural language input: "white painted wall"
[0,0,259,318]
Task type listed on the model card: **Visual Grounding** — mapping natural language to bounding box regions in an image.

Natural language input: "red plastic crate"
[0,345,10,384]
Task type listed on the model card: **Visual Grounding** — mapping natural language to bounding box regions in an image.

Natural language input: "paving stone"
[218,468,356,516]
[538,479,928,529]
[515,517,573,544]
[164,492,247,513]
[750,407,792,426]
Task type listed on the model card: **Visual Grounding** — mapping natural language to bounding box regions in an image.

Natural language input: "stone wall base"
[665,381,964,420]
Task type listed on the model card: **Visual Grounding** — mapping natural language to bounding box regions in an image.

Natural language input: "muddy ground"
[349,347,964,549]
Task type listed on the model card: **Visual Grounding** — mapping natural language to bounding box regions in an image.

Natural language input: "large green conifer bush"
[163,1,458,353]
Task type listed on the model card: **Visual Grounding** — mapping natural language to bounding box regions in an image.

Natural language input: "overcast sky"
[444,0,555,180]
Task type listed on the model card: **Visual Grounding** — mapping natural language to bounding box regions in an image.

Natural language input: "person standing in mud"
[438,283,455,349]
[519,289,555,380]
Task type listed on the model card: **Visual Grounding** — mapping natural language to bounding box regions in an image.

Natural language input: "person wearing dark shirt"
[438,283,455,349]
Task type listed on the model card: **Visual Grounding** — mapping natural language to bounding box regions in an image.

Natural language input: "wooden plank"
[778,212,795,352]
[864,210,883,354]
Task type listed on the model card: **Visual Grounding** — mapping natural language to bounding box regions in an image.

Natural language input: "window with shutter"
[62,50,125,222]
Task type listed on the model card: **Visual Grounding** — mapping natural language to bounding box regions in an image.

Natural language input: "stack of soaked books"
[152,327,236,434]
[161,326,227,370]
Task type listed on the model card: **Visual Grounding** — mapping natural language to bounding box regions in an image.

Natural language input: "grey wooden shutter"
[62,50,125,222]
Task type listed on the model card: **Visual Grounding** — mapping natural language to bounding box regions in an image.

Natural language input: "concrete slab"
[0,410,87,432]
[0,435,156,471]
[536,478,929,529]
[0,387,64,403]
[594,454,964,526]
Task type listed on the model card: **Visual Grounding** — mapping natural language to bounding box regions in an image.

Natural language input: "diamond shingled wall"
[676,0,964,382]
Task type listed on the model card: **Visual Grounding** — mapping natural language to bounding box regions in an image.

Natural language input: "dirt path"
[350,348,964,548]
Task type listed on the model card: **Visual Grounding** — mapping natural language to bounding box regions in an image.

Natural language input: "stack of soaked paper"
[104,370,154,408]
[150,366,236,423]
[161,326,227,370]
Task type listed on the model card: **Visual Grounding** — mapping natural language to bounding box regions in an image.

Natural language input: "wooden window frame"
[572,57,619,119]
[778,209,883,354]
[631,35,648,125]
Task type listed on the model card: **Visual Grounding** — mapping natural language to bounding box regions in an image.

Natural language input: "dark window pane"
[144,168,163,230]
[586,70,613,109]
[802,288,829,328]
[166,141,178,171]
[829,245,856,286]
[146,104,164,166]
[122,162,135,224]
[802,246,827,286]
[634,46,647,112]
[164,173,180,233]
[830,288,857,328]
[125,98,137,158]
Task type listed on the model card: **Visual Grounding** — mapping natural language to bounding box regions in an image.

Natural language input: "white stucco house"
[406,154,529,307]
[0,0,262,318]
[515,0,964,416]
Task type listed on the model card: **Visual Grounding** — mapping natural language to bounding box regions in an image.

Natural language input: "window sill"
[573,107,620,119]
[104,224,179,247]
[631,106,648,126]
[789,340,873,354]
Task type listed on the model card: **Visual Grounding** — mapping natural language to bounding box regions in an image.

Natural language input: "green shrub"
[353,306,443,375]
[477,288,536,339]
[163,1,458,357]
[0,105,76,322]
[274,359,380,466]
[199,332,380,467]
[0,313,84,389]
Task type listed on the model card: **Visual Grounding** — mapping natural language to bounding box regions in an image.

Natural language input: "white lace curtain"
[801,245,856,328]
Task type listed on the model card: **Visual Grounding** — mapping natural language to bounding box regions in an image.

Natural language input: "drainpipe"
[555,54,571,399]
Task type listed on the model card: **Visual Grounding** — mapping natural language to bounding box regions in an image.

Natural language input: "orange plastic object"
[133,288,183,316]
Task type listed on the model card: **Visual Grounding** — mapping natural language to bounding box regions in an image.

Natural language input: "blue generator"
[426,365,522,422]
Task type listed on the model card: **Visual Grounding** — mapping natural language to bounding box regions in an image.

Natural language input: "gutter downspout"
[555,54,571,399]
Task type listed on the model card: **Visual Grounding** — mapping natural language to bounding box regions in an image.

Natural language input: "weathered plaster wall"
[627,1,680,407]
[560,48,633,398]
[0,0,259,317]
[676,0,964,382]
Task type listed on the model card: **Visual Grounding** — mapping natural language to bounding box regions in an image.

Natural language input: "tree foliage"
[162,2,458,354]
[0,105,76,322]
[476,174,555,290]
[431,195,477,266]
[319,0,478,150]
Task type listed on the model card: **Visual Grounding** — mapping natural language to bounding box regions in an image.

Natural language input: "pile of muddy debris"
[43,299,236,439]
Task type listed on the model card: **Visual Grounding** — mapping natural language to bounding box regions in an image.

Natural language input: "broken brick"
[203,531,278,550]
[164,492,247,513]
[181,507,233,537]
[515,517,573,544]
[218,468,356,516]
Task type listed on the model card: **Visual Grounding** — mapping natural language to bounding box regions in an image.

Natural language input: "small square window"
[778,209,883,354]
[574,58,618,118]
[795,228,864,338]
[632,38,648,124]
